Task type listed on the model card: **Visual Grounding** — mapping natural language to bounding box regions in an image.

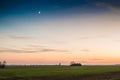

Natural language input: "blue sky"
[0,0,120,65]
[0,0,112,20]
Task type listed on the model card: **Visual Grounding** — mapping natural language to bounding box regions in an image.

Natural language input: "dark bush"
[70,61,82,66]
[0,61,6,68]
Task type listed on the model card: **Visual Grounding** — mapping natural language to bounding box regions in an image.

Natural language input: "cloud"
[28,45,68,52]
[0,49,37,53]
[94,0,120,13]
[28,45,44,48]
[0,47,69,53]
[41,49,68,52]
[8,35,32,40]
[0,34,32,40]
[91,58,104,61]
[108,6,120,13]
[81,58,104,63]
[79,35,107,40]
[81,49,90,52]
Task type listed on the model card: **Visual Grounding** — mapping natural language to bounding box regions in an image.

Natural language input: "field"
[0,66,120,80]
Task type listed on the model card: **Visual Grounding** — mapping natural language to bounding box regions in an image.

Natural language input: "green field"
[0,66,120,80]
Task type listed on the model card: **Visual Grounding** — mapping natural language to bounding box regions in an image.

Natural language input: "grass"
[0,65,120,79]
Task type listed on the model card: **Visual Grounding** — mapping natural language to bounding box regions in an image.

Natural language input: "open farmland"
[0,66,120,80]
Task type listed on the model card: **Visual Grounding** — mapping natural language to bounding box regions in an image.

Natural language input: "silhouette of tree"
[0,61,6,68]
[0,61,1,65]
[59,63,61,66]
[70,61,82,66]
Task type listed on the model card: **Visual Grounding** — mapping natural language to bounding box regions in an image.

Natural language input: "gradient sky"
[0,0,120,65]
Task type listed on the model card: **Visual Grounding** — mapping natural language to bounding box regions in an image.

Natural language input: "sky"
[0,0,120,65]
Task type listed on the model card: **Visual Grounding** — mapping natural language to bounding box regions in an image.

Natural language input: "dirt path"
[1,71,120,80]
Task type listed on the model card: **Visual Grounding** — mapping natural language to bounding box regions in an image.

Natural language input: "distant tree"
[0,61,6,68]
[59,63,61,66]
[70,61,82,66]
[3,61,6,65]
[0,61,1,65]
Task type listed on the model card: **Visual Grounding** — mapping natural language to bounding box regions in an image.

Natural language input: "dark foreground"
[1,71,120,80]
[0,66,120,80]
